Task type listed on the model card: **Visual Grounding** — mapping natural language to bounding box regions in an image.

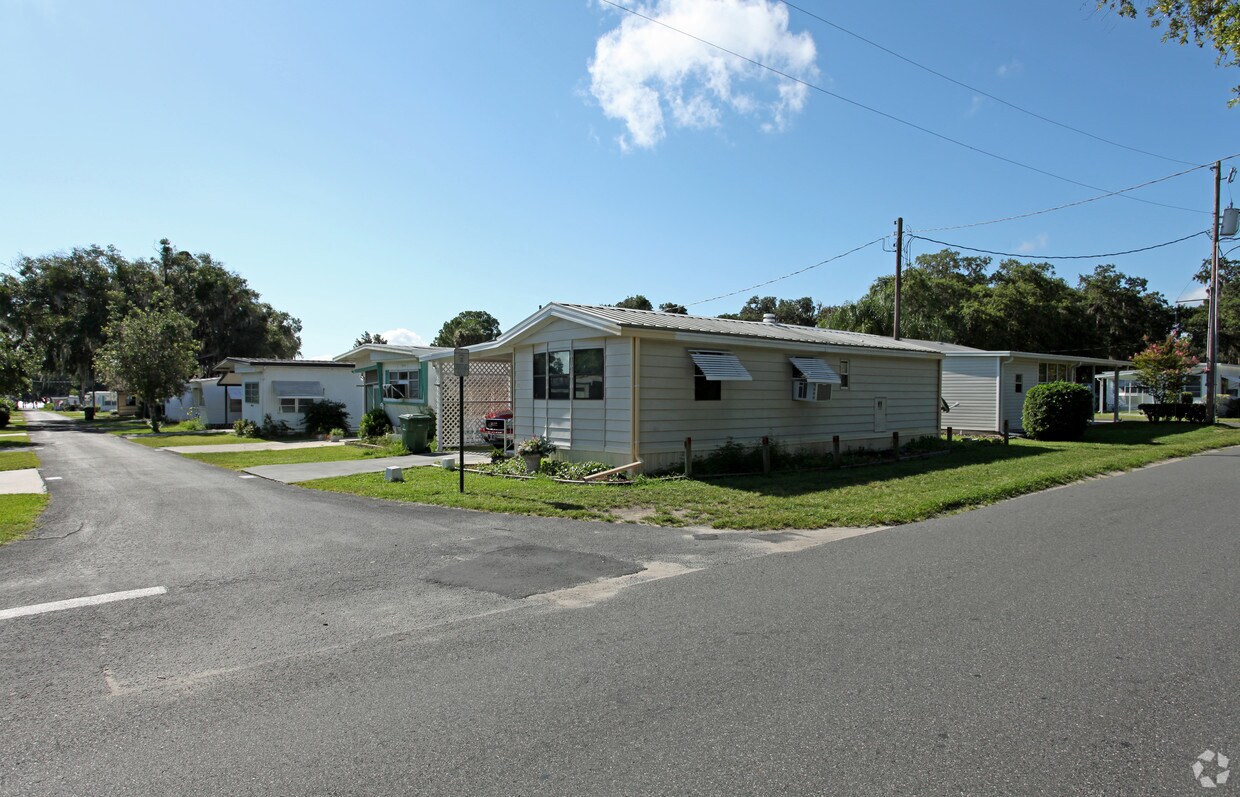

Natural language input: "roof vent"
[762,313,778,325]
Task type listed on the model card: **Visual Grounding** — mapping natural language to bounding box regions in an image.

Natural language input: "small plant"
[328,427,346,440]
[233,418,259,437]
[180,408,206,432]
[516,436,557,456]
[1023,381,1093,440]
[302,399,350,436]
[358,408,393,439]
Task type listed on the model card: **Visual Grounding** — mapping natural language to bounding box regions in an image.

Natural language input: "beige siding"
[636,339,939,468]
[513,333,634,466]
[941,356,1000,432]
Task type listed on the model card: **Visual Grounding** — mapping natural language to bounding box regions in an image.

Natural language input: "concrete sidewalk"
[162,440,346,454]
[0,468,45,494]
[244,452,490,483]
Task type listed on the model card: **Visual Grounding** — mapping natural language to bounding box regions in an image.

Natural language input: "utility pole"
[893,216,903,341]
[1208,162,1221,423]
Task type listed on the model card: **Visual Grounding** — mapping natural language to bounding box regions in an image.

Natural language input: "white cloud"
[380,327,428,347]
[996,59,1022,79]
[966,95,985,117]
[588,0,818,150]
[1015,233,1048,254]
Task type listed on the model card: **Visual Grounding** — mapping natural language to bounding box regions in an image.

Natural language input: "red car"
[479,409,514,447]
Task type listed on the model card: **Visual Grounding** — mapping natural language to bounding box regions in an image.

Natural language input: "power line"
[910,158,1233,232]
[597,0,1203,215]
[777,1,1196,166]
[907,230,1209,260]
[686,236,887,307]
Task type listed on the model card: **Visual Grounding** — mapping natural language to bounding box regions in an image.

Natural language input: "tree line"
[0,239,301,398]
[611,249,1235,363]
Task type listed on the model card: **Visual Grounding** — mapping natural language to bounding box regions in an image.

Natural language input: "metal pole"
[1208,161,1221,423]
[458,374,465,493]
[893,216,903,341]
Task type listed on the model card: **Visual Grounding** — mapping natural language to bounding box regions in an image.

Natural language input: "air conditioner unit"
[792,379,832,402]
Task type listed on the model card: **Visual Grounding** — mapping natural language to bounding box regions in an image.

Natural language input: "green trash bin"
[398,413,433,453]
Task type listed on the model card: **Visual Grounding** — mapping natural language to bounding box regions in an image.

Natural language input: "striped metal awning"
[688,350,752,381]
[789,357,842,385]
[272,380,323,398]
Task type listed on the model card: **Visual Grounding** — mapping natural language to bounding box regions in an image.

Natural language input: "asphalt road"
[1,413,1236,795]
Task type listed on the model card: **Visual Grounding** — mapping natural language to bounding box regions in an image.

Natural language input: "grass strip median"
[0,495,49,544]
[182,445,397,471]
[0,452,40,472]
[298,423,1240,530]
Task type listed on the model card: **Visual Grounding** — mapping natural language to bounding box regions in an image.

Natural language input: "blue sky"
[2,0,1237,359]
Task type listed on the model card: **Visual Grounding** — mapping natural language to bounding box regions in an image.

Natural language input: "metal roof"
[215,358,355,369]
[901,338,1129,367]
[333,344,449,362]
[549,304,942,353]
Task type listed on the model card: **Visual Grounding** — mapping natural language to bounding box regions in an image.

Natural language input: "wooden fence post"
[891,431,900,461]
[832,435,841,466]
[761,436,771,474]
[1002,420,1010,445]
[684,437,692,478]
[946,426,953,446]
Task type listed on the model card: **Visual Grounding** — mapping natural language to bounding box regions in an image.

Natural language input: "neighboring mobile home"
[1095,363,1240,412]
[332,344,450,427]
[213,358,362,432]
[904,340,1129,433]
[428,303,946,471]
[163,377,241,426]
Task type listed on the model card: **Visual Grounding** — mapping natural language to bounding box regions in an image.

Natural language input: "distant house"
[213,358,362,432]
[1095,363,1240,412]
[332,344,450,427]
[427,303,946,471]
[163,377,241,426]
[905,340,1129,433]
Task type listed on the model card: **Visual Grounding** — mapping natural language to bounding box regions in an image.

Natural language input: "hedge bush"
[358,407,393,439]
[302,400,350,436]
[1022,381,1092,440]
[1137,403,1210,423]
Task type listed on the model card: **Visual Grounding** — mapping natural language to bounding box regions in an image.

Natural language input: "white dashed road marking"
[0,586,167,621]
[44,476,62,481]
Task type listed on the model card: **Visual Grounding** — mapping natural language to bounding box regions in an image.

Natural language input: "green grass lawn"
[1094,411,1146,421]
[0,494,49,544]
[182,444,396,470]
[128,432,321,448]
[298,423,1240,530]
[0,451,40,472]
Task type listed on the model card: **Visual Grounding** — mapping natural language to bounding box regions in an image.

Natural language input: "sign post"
[453,348,470,493]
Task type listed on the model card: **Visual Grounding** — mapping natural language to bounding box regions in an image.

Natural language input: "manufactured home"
[213,358,362,433]
[163,377,241,426]
[905,340,1128,433]
[1095,363,1240,412]
[429,304,946,471]
[332,344,450,427]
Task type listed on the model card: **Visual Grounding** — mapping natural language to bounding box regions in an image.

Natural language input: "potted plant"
[328,427,346,442]
[515,436,557,474]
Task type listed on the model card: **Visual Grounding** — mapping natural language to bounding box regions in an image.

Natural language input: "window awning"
[689,350,752,381]
[789,357,842,385]
[272,380,323,398]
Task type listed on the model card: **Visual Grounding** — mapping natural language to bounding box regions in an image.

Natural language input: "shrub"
[260,414,291,437]
[329,427,346,439]
[0,400,11,429]
[1219,396,1240,419]
[1138,403,1211,423]
[302,400,349,436]
[1022,381,1092,441]
[358,408,393,439]
[233,418,259,437]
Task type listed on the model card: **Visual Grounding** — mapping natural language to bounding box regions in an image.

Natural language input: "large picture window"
[533,350,576,400]
[1038,363,1071,383]
[383,369,421,401]
[573,348,604,400]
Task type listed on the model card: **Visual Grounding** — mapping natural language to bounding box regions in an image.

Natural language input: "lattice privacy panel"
[434,360,512,447]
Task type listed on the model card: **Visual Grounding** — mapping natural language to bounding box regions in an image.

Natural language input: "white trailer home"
[163,377,241,426]
[905,340,1129,433]
[431,304,946,471]
[213,358,363,433]
[332,343,450,428]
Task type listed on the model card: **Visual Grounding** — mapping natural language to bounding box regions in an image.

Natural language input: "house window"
[228,396,242,414]
[1038,363,1070,383]
[573,349,604,400]
[694,365,722,401]
[839,360,850,389]
[244,382,259,404]
[383,370,421,401]
[1015,374,1023,393]
[533,350,571,400]
[279,397,316,414]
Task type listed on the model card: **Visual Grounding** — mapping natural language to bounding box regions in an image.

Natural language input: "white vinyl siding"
[1001,358,1038,431]
[940,356,1001,432]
